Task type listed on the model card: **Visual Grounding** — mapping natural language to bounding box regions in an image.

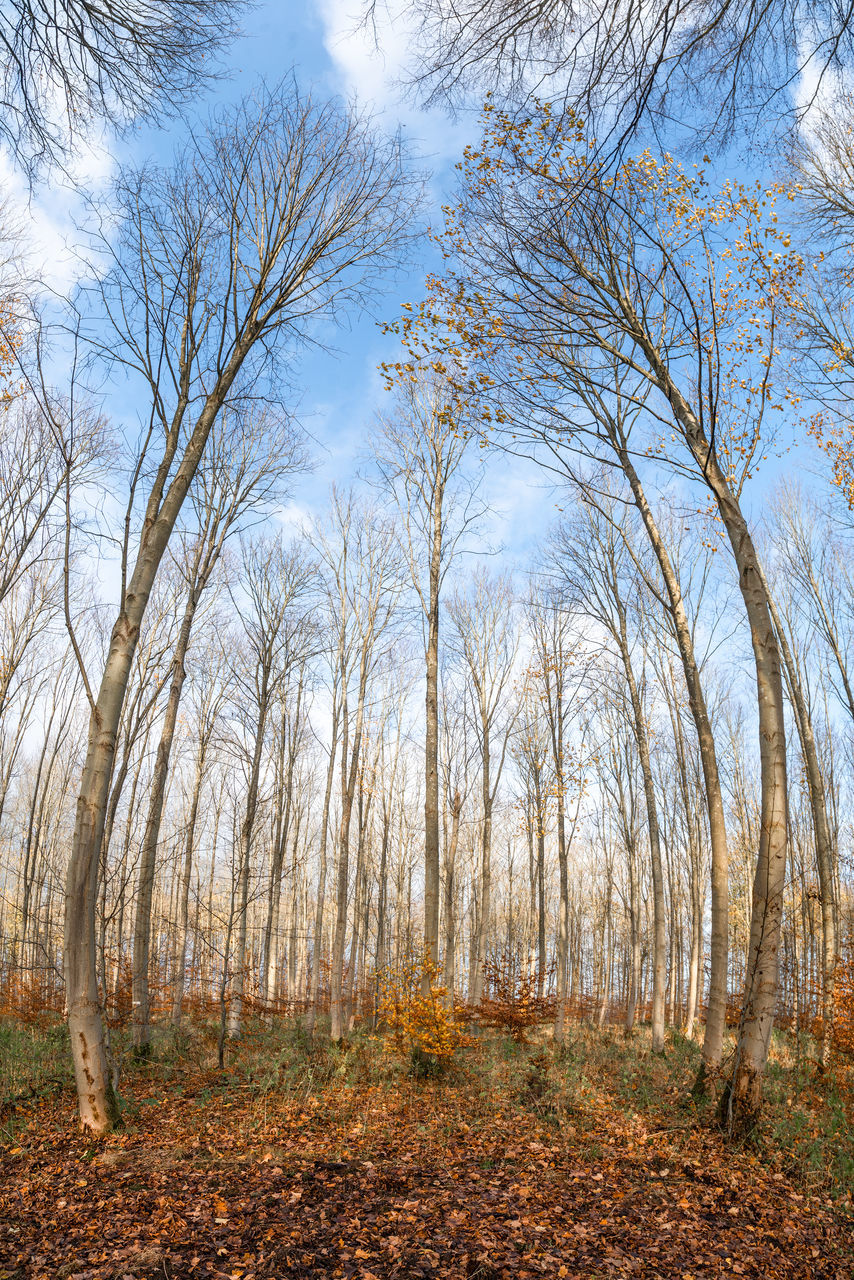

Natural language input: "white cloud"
[0,123,115,301]
[315,0,470,169]
[275,500,315,536]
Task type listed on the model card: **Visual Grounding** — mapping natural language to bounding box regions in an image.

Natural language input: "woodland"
[3,1,854,1277]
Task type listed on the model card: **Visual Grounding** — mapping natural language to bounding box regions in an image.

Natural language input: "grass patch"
[0,1017,71,1102]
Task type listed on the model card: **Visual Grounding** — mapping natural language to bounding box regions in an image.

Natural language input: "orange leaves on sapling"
[377,954,475,1064]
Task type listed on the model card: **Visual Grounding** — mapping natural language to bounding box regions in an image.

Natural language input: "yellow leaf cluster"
[377,954,475,1063]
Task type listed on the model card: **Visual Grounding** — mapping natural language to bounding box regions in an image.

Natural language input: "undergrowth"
[3,1012,853,1200]
[0,1018,71,1103]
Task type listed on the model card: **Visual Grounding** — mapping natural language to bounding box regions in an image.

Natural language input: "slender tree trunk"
[218,857,237,1071]
[374,800,391,1023]
[642,358,789,1131]
[472,739,492,1007]
[171,739,210,1026]
[626,837,641,1035]
[760,570,838,1069]
[536,794,546,999]
[306,706,338,1034]
[264,679,303,1008]
[19,710,59,969]
[616,621,666,1053]
[617,443,729,1074]
[555,797,570,1042]
[228,680,269,1039]
[330,661,369,1041]
[442,789,462,1006]
[344,791,368,1029]
[132,597,198,1054]
[666,684,704,1044]
[424,491,442,985]
[685,829,702,1040]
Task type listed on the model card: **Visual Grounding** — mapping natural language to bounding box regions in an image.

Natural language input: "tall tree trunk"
[330,661,369,1040]
[708,549,786,1125]
[472,738,492,1007]
[685,824,703,1040]
[132,595,197,1054]
[442,789,462,1006]
[344,788,369,1029]
[264,682,302,1008]
[228,678,270,1039]
[616,620,666,1053]
[625,835,641,1035]
[760,570,838,1068]
[643,359,788,1132]
[423,489,442,984]
[170,738,211,1026]
[65,363,243,1131]
[666,681,704,1044]
[554,794,570,1043]
[306,703,339,1034]
[616,444,729,1074]
[374,799,391,1023]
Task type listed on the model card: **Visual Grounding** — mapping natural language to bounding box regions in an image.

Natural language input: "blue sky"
[43,0,552,571]
[4,0,829,593]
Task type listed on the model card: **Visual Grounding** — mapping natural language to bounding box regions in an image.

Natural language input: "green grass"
[0,1016,73,1141]
[0,1018,71,1101]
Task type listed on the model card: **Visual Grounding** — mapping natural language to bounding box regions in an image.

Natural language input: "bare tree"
[63,81,418,1132]
[525,586,588,1042]
[0,0,245,175]
[305,632,345,1037]
[313,491,403,1040]
[262,655,312,1009]
[437,672,474,1005]
[513,667,555,997]
[595,685,644,1035]
[414,110,793,1128]
[551,500,669,1053]
[130,411,306,1054]
[225,537,313,1040]
[375,371,481,985]
[394,0,853,143]
[0,397,72,613]
[170,636,231,1028]
[448,570,518,1005]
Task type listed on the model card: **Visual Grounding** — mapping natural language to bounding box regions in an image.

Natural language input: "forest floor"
[1,1020,853,1280]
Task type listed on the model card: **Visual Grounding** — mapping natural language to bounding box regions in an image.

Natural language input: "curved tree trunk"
[616,444,729,1073]
[640,348,789,1132]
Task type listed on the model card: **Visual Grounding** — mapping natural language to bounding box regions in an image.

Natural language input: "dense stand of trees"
[1,382,854,1124]
[1,0,854,1142]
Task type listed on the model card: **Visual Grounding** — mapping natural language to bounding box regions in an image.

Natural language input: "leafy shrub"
[377,955,474,1075]
[474,952,555,1042]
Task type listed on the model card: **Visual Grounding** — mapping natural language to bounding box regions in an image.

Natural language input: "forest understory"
[2,1019,853,1280]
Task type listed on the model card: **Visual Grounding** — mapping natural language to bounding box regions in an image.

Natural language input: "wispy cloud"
[0,129,115,299]
[315,0,470,170]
